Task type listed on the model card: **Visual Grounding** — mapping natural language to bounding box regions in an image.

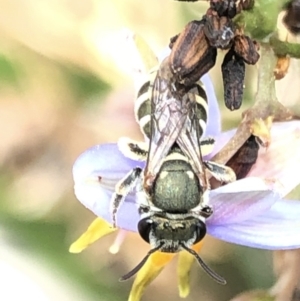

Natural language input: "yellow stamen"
[250,116,273,148]
[69,218,116,253]
[177,241,204,298]
[128,251,175,301]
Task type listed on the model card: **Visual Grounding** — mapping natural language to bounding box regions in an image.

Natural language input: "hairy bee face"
[138,215,207,252]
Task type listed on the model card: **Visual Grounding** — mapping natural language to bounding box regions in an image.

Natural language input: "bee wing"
[145,78,188,178]
[176,88,209,188]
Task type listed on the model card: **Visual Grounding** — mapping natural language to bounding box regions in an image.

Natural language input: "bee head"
[138,215,206,252]
[119,214,226,285]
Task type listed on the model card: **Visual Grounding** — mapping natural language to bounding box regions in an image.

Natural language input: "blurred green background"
[1,1,299,300]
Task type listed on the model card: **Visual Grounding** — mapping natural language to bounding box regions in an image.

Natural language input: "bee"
[111,56,236,283]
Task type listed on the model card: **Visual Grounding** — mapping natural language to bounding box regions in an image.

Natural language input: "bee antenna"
[180,244,227,285]
[119,243,164,282]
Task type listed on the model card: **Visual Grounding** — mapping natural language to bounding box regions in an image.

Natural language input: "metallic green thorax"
[150,146,203,213]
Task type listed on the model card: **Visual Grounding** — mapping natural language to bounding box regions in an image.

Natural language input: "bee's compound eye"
[138,218,152,243]
[194,220,206,244]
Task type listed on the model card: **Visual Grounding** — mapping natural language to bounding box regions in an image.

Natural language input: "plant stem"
[270,35,300,58]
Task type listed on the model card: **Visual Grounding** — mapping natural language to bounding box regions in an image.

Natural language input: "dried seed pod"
[283,0,300,34]
[177,47,217,86]
[210,0,237,18]
[226,135,259,180]
[237,0,255,12]
[233,35,260,64]
[203,15,235,49]
[169,34,179,49]
[169,20,217,85]
[221,48,245,110]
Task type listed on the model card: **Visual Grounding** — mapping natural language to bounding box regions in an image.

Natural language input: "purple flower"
[71,74,300,301]
[72,72,300,249]
[70,33,300,301]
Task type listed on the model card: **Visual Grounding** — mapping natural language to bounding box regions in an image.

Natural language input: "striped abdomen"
[134,58,209,140]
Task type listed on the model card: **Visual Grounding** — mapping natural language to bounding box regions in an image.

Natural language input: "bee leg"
[203,161,236,183]
[111,167,143,228]
[118,137,148,161]
[192,190,213,217]
[200,137,215,156]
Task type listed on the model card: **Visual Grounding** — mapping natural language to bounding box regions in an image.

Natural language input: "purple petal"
[208,177,280,225]
[208,199,300,250]
[74,174,139,231]
[248,120,300,197]
[73,143,142,231]
[73,143,144,182]
[208,121,300,198]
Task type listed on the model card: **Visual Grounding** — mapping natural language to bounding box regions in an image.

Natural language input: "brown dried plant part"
[169,21,210,69]
[274,56,291,80]
[283,0,300,35]
[236,0,255,12]
[223,117,274,182]
[169,33,179,49]
[210,0,255,17]
[172,51,217,87]
[225,135,259,180]
[176,0,254,17]
[169,20,217,86]
[209,0,238,18]
[221,34,259,111]
[221,48,245,110]
[170,0,259,92]
[233,35,260,64]
[203,14,235,49]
